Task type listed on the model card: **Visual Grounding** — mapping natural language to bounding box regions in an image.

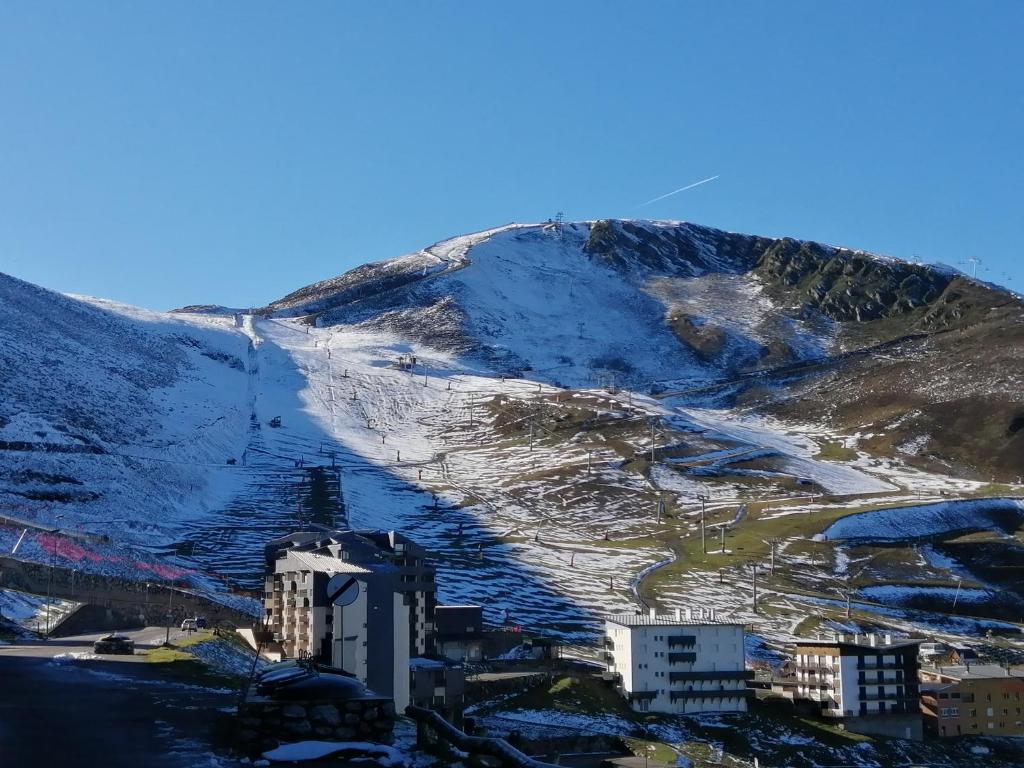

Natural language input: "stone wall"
[237,694,395,754]
[0,556,256,631]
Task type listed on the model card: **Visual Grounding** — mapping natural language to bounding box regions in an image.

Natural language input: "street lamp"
[44,514,64,637]
[165,582,175,645]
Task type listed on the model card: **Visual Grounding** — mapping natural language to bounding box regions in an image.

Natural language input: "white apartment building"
[604,608,751,714]
[792,633,922,740]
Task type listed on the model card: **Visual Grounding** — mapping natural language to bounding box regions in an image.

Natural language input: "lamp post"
[44,514,64,637]
[165,583,174,645]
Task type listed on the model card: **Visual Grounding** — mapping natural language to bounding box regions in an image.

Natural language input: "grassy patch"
[143,633,237,687]
[499,675,635,718]
[815,440,858,461]
[623,737,678,764]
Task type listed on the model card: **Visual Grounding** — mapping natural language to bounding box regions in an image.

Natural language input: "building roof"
[287,550,373,575]
[605,612,741,628]
[922,664,1024,681]
[794,633,922,652]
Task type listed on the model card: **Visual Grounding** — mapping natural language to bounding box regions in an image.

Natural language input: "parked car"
[93,633,135,655]
[195,616,208,629]
[180,618,198,632]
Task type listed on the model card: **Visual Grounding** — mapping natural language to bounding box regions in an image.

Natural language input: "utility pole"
[952,578,963,612]
[45,514,64,637]
[751,564,759,613]
[165,585,174,645]
[656,494,665,524]
[587,450,593,474]
[720,525,726,553]
[697,494,709,554]
[765,538,782,575]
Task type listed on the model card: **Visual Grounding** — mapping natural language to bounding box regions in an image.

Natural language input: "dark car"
[93,633,135,655]
[195,616,208,629]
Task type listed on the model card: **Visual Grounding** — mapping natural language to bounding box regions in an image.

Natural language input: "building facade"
[266,529,437,656]
[264,547,410,710]
[264,528,466,719]
[920,664,1024,737]
[604,608,751,714]
[435,605,484,663]
[792,633,922,740]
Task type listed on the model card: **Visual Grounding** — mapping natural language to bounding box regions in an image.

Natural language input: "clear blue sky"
[2,2,1021,310]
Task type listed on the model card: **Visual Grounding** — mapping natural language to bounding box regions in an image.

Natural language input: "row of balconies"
[668,635,697,648]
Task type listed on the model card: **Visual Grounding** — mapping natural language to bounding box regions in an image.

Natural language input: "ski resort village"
[3,219,1024,767]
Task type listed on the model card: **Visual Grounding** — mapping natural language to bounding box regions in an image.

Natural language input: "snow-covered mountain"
[3,219,1023,644]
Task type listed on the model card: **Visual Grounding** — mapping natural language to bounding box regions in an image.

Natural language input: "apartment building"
[792,633,922,739]
[604,608,751,714]
[920,664,1024,737]
[264,547,410,710]
[264,528,466,718]
[266,528,437,656]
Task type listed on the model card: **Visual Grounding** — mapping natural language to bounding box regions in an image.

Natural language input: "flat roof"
[605,613,741,628]
[922,664,1024,680]
[795,636,922,652]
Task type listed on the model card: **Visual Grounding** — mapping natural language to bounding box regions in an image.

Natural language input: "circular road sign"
[326,574,360,607]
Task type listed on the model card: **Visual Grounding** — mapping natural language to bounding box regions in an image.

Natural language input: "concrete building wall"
[605,617,748,714]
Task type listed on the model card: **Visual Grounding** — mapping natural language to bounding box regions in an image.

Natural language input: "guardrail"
[405,705,561,768]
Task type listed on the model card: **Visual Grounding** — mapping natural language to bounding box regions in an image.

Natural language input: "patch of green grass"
[974,483,1022,498]
[498,675,635,718]
[815,440,858,461]
[144,634,238,687]
[623,737,678,764]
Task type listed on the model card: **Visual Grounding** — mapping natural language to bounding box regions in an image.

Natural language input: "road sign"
[326,574,360,607]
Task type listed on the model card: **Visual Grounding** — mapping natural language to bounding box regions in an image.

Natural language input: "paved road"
[0,627,240,767]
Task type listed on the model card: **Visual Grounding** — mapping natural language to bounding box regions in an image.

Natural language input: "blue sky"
[1,2,1021,310]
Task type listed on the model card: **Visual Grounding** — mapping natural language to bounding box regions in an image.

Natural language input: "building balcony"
[669,652,697,664]
[668,635,697,648]
[670,689,754,702]
[603,637,615,650]
[625,690,658,702]
[670,670,754,683]
[602,651,615,664]
[856,662,910,671]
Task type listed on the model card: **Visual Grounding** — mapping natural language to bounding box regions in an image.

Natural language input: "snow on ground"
[858,585,993,603]
[4,226,1017,653]
[432,225,712,389]
[263,740,404,764]
[187,636,268,678]
[0,273,254,546]
[824,498,1024,542]
[0,588,78,633]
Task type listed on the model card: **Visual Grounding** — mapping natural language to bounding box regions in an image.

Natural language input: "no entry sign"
[326,573,360,607]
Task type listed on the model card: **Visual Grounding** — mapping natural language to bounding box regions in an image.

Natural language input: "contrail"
[638,175,719,207]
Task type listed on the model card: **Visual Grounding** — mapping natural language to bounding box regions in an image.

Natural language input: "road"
[0,627,240,767]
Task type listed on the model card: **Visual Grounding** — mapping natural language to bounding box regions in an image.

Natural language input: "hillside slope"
[0,273,253,542]
[261,219,1024,481]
